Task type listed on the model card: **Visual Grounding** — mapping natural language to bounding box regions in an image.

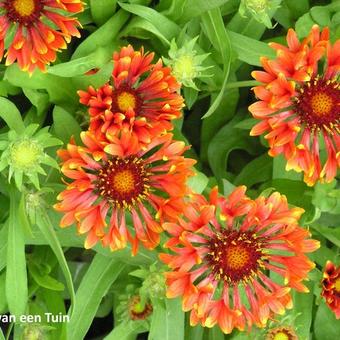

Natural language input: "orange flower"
[249,25,339,186]
[54,131,196,254]
[160,187,319,334]
[321,261,340,319]
[78,45,184,147]
[0,0,83,73]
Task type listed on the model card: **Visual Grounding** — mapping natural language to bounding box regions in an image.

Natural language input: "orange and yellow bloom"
[0,0,83,73]
[321,261,340,319]
[54,131,195,254]
[78,45,184,148]
[249,25,339,186]
[161,187,319,333]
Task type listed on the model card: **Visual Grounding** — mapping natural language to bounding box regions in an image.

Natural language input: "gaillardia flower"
[321,260,340,319]
[54,131,196,254]
[78,45,184,147]
[0,0,83,73]
[265,325,298,340]
[249,26,339,186]
[160,187,319,333]
[0,124,61,190]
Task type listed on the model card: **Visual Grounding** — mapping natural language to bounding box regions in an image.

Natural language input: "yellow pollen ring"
[310,92,333,116]
[13,0,35,17]
[117,91,137,112]
[113,169,135,194]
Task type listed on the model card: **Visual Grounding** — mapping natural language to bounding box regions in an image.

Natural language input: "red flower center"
[295,77,339,133]
[112,88,141,114]
[4,0,43,25]
[96,156,150,208]
[206,230,266,284]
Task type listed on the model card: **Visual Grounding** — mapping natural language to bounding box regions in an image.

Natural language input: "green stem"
[197,80,261,100]
[225,80,261,88]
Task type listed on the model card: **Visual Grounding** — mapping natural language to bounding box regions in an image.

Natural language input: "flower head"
[265,325,298,340]
[128,295,153,321]
[249,25,339,186]
[0,0,83,73]
[321,260,340,319]
[160,187,319,333]
[0,124,61,189]
[78,45,184,148]
[116,287,153,324]
[54,131,196,254]
[163,37,210,90]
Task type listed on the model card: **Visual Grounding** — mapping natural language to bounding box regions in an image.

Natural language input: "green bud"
[239,0,281,28]
[22,325,45,340]
[141,271,166,299]
[0,124,62,190]
[10,139,43,172]
[164,37,211,90]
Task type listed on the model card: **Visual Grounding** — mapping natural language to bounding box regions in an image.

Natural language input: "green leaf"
[179,0,231,23]
[28,262,65,291]
[208,326,225,340]
[228,30,276,66]
[0,272,7,313]
[311,225,340,248]
[201,8,232,118]
[23,88,50,116]
[185,322,204,340]
[120,16,170,45]
[261,179,313,214]
[222,178,236,195]
[310,6,331,26]
[90,0,117,26]
[272,154,302,180]
[187,170,209,194]
[35,208,76,311]
[234,154,273,187]
[72,9,129,59]
[149,298,184,340]
[292,282,314,339]
[314,301,340,340]
[0,97,25,134]
[4,64,78,111]
[40,289,67,339]
[104,320,147,340]
[6,187,28,317]
[285,0,309,18]
[52,106,82,144]
[183,86,198,110]
[295,13,315,38]
[48,48,112,77]
[0,327,4,340]
[0,224,7,272]
[208,117,258,181]
[67,254,125,340]
[201,87,239,163]
[118,2,179,40]
[234,118,257,130]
